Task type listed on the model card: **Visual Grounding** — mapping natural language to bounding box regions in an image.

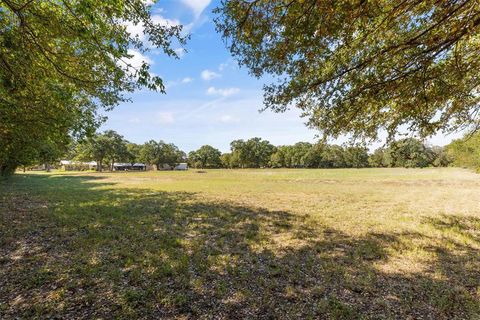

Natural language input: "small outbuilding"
[113,163,146,171]
[60,160,96,171]
[174,163,188,170]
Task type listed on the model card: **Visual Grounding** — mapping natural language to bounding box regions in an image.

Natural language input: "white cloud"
[125,14,181,44]
[125,49,152,70]
[125,21,145,41]
[129,117,141,124]
[142,0,155,6]
[155,112,175,124]
[180,0,211,18]
[218,62,228,71]
[218,59,238,71]
[151,14,181,28]
[206,87,240,97]
[174,47,186,58]
[219,115,239,123]
[164,81,175,90]
[165,77,193,89]
[201,69,220,81]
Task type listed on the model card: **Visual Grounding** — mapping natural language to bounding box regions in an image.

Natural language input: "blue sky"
[101,0,463,153]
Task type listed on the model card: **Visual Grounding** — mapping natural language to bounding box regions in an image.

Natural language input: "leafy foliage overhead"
[1,0,184,103]
[215,0,480,140]
[0,0,184,175]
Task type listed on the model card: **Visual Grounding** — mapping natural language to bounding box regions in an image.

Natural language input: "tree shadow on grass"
[0,175,479,319]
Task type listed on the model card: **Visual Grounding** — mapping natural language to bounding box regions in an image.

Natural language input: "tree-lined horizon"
[3,2,480,318]
[34,130,464,171]
[2,0,480,176]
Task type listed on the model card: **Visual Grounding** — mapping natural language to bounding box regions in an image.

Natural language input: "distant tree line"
[219,137,450,169]
[15,132,461,172]
[71,131,186,171]
[445,133,480,171]
[367,138,451,168]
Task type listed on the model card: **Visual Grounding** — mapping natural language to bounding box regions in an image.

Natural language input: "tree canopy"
[446,132,480,169]
[188,145,223,168]
[0,0,184,175]
[75,130,129,171]
[230,137,276,168]
[139,140,185,169]
[215,1,480,141]
[368,137,450,168]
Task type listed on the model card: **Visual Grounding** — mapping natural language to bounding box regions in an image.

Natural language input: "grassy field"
[1,168,479,319]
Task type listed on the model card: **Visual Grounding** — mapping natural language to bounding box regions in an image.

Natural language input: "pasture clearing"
[1,168,479,319]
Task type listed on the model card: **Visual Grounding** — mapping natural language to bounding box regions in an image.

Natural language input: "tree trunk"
[0,164,16,176]
[97,160,102,172]
[45,162,51,172]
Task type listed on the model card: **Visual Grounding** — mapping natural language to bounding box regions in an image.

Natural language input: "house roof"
[60,160,96,166]
[113,163,146,167]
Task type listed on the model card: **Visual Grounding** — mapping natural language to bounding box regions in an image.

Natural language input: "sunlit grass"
[1,168,479,318]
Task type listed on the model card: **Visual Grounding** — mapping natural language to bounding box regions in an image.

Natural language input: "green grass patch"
[1,168,479,318]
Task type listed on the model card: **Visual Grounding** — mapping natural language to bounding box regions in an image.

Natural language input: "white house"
[174,163,188,170]
[60,160,97,171]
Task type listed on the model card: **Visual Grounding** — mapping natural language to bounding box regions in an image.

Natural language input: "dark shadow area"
[1,174,479,319]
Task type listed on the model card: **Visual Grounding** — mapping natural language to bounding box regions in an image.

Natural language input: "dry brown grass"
[1,168,479,319]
